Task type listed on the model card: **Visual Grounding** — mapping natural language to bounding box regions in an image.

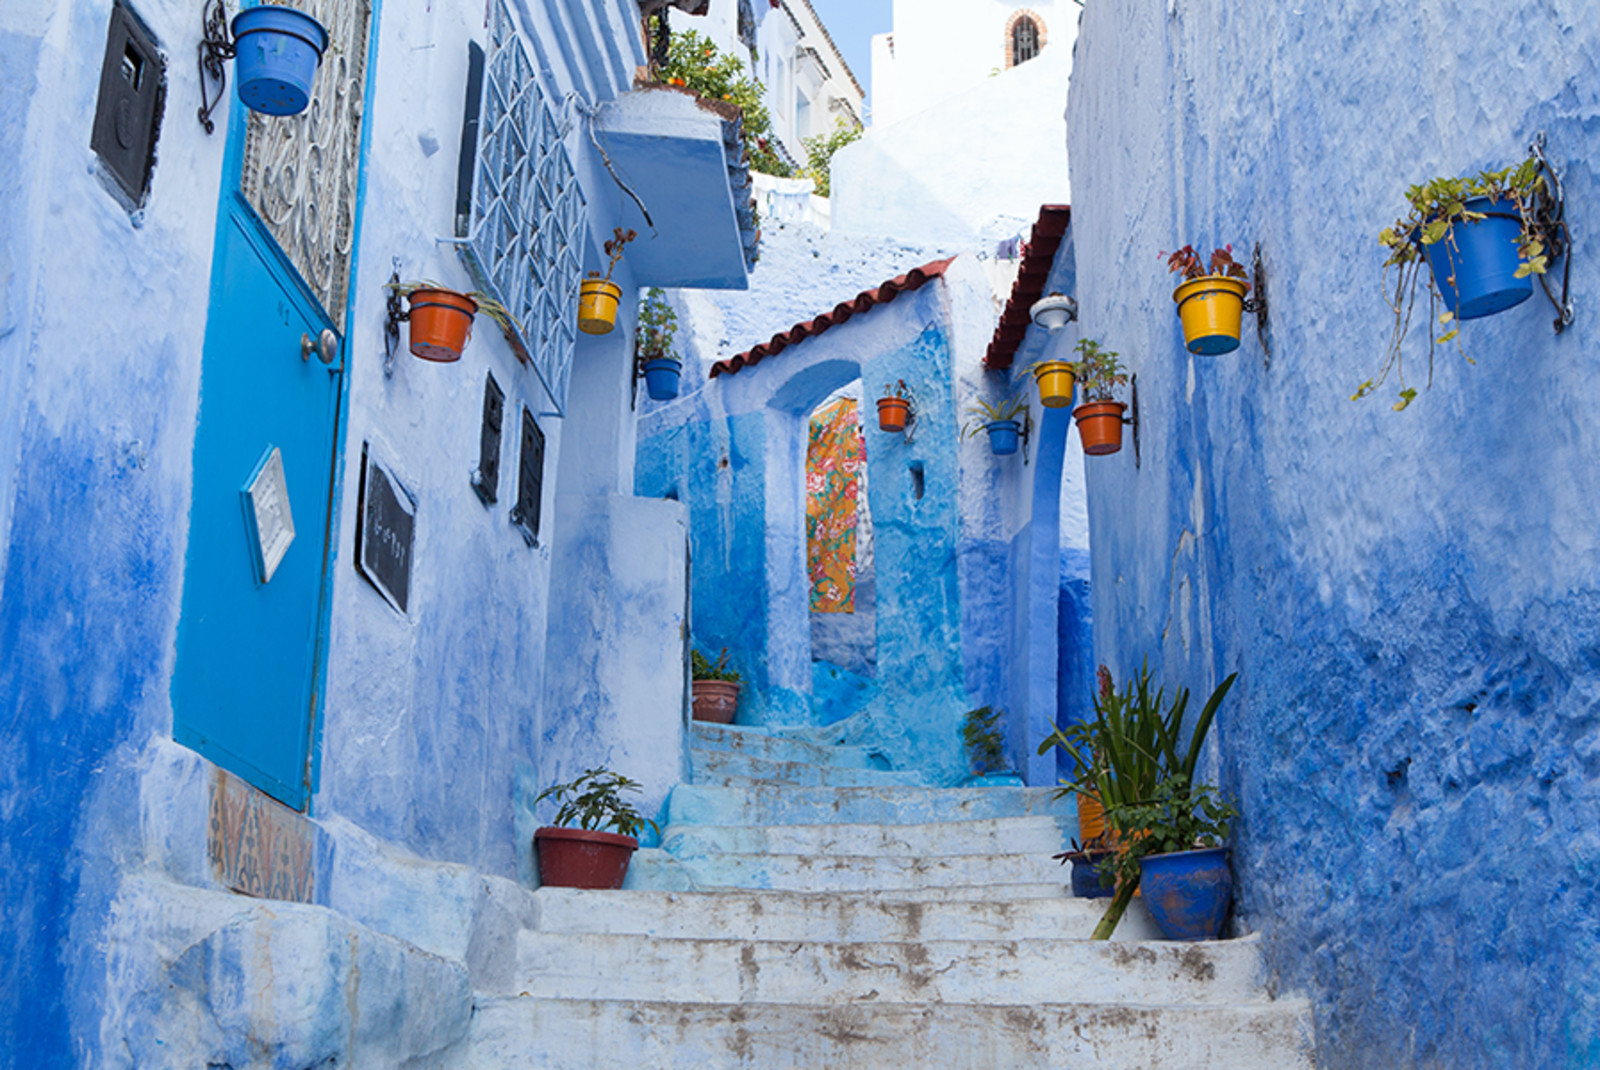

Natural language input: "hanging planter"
[579,228,636,335]
[231,5,329,117]
[405,288,478,362]
[985,420,1021,454]
[877,381,913,433]
[637,288,683,400]
[1417,195,1532,319]
[962,394,1028,457]
[1069,338,1129,457]
[1164,245,1250,355]
[642,358,682,400]
[1030,360,1076,408]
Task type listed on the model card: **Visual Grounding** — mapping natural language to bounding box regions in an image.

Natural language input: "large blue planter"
[1070,852,1115,899]
[1420,195,1533,320]
[1138,846,1232,941]
[986,420,1021,455]
[643,358,682,401]
[232,6,329,117]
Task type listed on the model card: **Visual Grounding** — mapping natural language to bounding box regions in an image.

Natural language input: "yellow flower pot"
[1172,275,1249,355]
[1031,360,1076,408]
[578,278,621,335]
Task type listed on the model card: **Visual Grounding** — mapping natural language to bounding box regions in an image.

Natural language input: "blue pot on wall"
[1138,846,1232,940]
[643,358,682,401]
[231,5,330,117]
[986,420,1021,455]
[1420,195,1533,320]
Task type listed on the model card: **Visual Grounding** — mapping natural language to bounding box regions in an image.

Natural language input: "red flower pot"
[1073,401,1127,456]
[692,679,741,723]
[534,826,639,889]
[407,288,477,362]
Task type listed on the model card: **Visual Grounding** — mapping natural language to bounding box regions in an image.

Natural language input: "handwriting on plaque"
[242,446,296,584]
[354,443,416,615]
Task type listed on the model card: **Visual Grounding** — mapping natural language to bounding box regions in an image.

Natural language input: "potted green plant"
[1069,339,1129,456]
[1037,661,1237,939]
[961,394,1029,456]
[385,279,516,362]
[637,288,682,400]
[691,647,742,724]
[580,227,637,336]
[1164,244,1250,355]
[533,768,660,889]
[957,704,1022,785]
[1052,836,1115,899]
[1103,772,1238,941]
[876,380,913,433]
[1356,157,1551,410]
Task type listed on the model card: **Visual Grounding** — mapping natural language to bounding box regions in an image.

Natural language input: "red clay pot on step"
[534,826,639,889]
[692,679,741,723]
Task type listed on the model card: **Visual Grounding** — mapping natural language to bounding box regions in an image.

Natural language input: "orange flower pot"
[1073,401,1126,456]
[877,397,911,433]
[579,278,622,335]
[407,289,477,362]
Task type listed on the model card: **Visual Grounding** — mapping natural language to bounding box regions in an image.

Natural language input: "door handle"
[301,329,338,365]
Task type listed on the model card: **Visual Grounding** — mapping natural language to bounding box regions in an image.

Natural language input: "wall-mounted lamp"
[1029,293,1079,331]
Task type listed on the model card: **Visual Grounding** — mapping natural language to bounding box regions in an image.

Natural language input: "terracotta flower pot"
[579,278,621,335]
[407,289,477,362]
[1073,401,1126,456]
[692,679,741,723]
[877,396,910,433]
[534,826,639,889]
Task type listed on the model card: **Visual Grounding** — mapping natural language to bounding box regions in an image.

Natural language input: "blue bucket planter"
[643,358,682,401]
[1138,846,1232,941]
[1070,852,1115,899]
[1420,195,1533,320]
[986,420,1021,455]
[232,6,330,117]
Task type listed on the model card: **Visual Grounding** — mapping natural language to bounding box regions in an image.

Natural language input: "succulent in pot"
[960,393,1029,456]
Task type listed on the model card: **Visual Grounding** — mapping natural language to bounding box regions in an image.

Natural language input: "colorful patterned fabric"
[807,397,865,612]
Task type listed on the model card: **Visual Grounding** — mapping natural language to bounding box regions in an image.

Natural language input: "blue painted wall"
[1069,3,1600,1065]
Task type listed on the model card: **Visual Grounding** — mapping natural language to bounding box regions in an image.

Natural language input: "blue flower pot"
[1070,852,1115,899]
[987,420,1020,455]
[1420,195,1533,321]
[643,358,682,401]
[1138,846,1232,941]
[232,5,329,117]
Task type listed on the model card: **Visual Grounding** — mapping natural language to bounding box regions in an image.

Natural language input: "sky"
[802,0,892,116]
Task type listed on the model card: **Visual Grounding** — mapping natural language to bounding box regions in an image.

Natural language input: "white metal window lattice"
[458,0,586,413]
[240,0,372,325]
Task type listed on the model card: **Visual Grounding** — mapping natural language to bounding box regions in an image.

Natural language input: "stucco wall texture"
[1068,3,1600,1067]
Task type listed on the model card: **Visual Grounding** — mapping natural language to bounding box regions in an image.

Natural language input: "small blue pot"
[1070,852,1115,899]
[1138,846,1232,941]
[232,6,329,117]
[987,420,1020,455]
[643,358,682,401]
[1420,195,1533,320]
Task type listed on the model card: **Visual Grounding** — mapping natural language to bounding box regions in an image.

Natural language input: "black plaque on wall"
[354,443,417,615]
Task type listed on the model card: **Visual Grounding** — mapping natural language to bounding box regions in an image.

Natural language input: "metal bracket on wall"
[196,0,235,135]
[383,266,408,378]
[1126,374,1141,470]
[1242,241,1271,362]
[900,385,920,447]
[1529,132,1576,334]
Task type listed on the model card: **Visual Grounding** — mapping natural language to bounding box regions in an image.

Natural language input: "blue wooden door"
[172,193,343,810]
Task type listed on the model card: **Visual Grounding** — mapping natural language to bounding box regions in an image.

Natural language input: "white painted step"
[660,815,1073,858]
[464,996,1318,1069]
[690,721,886,769]
[532,886,1157,942]
[667,783,1075,827]
[692,747,925,788]
[671,849,1069,892]
[510,931,1269,1006]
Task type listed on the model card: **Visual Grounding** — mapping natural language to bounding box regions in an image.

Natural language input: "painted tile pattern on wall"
[807,397,863,612]
[208,767,316,903]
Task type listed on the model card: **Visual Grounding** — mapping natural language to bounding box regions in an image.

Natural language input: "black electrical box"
[91,1,165,208]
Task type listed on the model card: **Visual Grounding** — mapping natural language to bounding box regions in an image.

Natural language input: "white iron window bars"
[454,0,586,416]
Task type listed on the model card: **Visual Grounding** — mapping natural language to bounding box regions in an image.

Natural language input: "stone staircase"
[463,722,1317,1068]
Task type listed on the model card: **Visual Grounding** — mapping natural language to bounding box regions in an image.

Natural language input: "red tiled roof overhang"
[710,256,957,378]
[984,204,1071,369]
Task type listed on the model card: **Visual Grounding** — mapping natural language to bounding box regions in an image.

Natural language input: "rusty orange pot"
[407,289,477,362]
[1073,401,1126,456]
[877,396,911,433]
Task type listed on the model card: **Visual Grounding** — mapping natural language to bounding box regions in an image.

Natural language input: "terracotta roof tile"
[710,256,956,377]
[984,204,1071,369]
